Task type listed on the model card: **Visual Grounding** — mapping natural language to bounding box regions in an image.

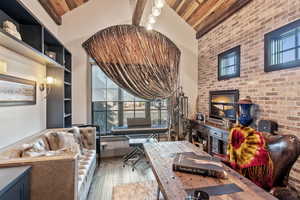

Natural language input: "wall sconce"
[0,60,7,74]
[40,76,55,98]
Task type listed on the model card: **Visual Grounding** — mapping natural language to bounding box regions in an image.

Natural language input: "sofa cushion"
[45,132,81,155]
[22,151,46,158]
[45,132,61,150]
[68,127,85,152]
[0,149,22,159]
[80,128,95,149]
[32,138,49,152]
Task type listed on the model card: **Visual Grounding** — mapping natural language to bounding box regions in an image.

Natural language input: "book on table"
[172,152,228,179]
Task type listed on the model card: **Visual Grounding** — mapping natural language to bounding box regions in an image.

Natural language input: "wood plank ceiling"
[166,0,252,39]
[39,0,89,25]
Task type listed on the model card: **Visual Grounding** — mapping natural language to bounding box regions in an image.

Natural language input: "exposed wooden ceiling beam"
[39,0,62,25]
[65,0,77,10]
[186,0,219,27]
[196,0,252,39]
[132,0,147,26]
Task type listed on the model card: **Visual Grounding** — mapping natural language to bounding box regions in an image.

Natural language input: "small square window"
[265,19,300,72]
[218,46,240,80]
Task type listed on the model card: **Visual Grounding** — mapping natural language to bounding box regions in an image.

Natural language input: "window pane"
[227,53,236,65]
[135,102,145,111]
[107,88,119,101]
[220,50,238,77]
[161,99,168,109]
[107,111,118,131]
[281,49,296,63]
[93,111,106,133]
[107,79,118,89]
[281,31,296,50]
[161,110,168,126]
[124,102,134,110]
[221,65,236,76]
[270,30,297,66]
[134,96,147,101]
[93,102,106,111]
[151,110,159,126]
[107,101,118,110]
[151,101,160,109]
[122,90,135,101]
[151,99,168,109]
[298,28,300,44]
[135,111,146,118]
[92,65,106,101]
[124,111,134,126]
[298,48,300,59]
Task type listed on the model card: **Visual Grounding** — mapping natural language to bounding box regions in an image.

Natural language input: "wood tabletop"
[144,141,277,200]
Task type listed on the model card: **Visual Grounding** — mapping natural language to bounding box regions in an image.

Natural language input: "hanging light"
[154,0,165,9]
[152,6,161,17]
[148,14,156,24]
[146,23,153,30]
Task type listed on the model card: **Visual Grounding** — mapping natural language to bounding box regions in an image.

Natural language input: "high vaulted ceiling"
[39,0,252,39]
[166,0,252,39]
[39,0,89,25]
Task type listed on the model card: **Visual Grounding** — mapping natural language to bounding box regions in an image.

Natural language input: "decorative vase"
[239,103,253,126]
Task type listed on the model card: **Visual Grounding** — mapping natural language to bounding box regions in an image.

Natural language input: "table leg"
[157,186,160,200]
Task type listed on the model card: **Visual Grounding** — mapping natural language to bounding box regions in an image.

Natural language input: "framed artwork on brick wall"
[264,18,300,72]
[0,74,36,106]
[218,45,241,80]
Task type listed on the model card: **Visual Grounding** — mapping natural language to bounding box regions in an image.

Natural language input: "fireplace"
[209,90,239,121]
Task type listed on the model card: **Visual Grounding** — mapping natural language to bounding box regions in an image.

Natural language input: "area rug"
[112,181,164,200]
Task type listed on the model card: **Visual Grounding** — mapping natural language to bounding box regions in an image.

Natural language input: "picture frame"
[0,74,36,106]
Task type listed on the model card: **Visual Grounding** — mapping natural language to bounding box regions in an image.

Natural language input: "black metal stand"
[122,133,159,171]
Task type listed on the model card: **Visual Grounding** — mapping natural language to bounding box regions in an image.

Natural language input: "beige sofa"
[0,127,97,200]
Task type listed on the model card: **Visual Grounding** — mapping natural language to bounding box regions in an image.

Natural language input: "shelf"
[0,29,64,68]
[44,28,64,65]
[64,81,71,86]
[64,68,71,73]
[64,98,71,101]
[64,48,72,71]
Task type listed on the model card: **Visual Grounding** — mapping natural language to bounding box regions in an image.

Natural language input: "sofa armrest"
[0,155,78,200]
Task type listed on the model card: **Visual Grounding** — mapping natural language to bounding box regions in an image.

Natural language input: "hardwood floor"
[87,157,156,200]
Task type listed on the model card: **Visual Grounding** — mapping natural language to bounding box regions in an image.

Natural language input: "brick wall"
[197,0,300,192]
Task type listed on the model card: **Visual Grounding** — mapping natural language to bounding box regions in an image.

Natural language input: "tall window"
[265,19,300,72]
[218,46,240,80]
[92,65,168,134]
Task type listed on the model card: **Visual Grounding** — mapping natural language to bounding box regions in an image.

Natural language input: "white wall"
[0,0,59,149]
[58,0,133,124]
[0,46,46,149]
[58,0,198,123]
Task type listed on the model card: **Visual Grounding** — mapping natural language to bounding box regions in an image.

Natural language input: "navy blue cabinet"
[0,166,31,200]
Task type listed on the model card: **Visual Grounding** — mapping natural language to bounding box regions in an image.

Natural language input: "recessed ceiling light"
[148,15,156,24]
[152,7,161,17]
[154,0,165,9]
[146,24,153,30]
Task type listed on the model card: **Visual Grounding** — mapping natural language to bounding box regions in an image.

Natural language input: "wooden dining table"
[143,141,277,200]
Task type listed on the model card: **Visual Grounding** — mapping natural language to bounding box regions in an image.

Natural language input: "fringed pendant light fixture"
[82,24,181,100]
